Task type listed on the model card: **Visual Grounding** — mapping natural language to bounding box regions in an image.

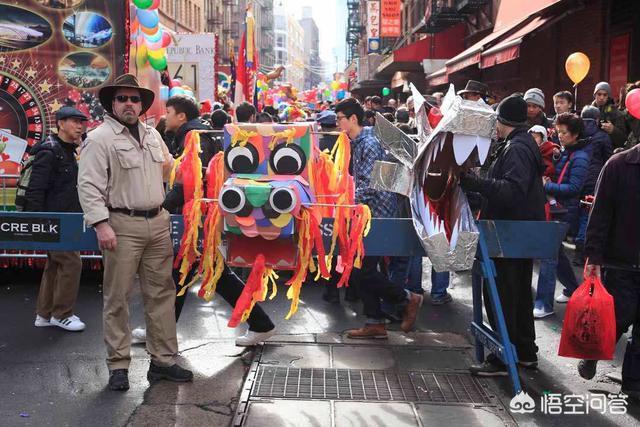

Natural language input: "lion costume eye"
[269,187,297,214]
[269,143,306,175]
[219,186,252,217]
[225,144,259,174]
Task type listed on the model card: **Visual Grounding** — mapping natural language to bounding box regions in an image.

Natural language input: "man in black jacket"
[581,144,640,399]
[132,95,276,346]
[27,106,88,332]
[460,94,546,375]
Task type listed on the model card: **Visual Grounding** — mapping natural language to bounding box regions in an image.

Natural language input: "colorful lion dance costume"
[171,123,370,326]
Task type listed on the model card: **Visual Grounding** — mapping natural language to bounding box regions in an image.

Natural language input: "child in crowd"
[529,125,560,213]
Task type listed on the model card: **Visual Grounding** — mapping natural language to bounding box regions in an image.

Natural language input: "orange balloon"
[565,52,590,85]
[140,24,160,36]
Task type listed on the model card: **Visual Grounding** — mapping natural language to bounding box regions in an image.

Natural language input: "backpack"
[14,140,63,211]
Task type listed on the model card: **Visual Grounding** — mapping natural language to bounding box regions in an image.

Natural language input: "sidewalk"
[0,262,639,426]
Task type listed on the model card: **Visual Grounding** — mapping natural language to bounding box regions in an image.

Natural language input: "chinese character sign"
[367,1,380,53]
[381,0,401,37]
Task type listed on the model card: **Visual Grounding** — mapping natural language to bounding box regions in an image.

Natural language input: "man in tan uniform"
[78,74,192,391]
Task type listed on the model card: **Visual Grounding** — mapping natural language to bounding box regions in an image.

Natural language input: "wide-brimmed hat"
[457,80,489,97]
[98,73,155,115]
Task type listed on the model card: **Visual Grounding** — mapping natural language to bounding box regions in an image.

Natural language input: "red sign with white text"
[609,33,630,102]
[381,0,401,37]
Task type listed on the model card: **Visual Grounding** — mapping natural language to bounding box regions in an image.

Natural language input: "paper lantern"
[148,55,167,71]
[565,52,590,85]
[626,89,640,120]
[137,9,159,28]
[133,0,153,8]
[382,87,391,96]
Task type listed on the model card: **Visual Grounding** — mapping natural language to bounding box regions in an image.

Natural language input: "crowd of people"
[18,72,640,399]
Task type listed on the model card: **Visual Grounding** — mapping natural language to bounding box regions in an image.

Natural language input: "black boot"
[147,362,194,383]
[108,369,129,391]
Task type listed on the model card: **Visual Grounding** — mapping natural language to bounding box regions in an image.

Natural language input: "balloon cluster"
[317,80,348,102]
[131,0,172,71]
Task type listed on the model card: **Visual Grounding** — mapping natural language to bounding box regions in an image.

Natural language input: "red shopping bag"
[558,271,616,360]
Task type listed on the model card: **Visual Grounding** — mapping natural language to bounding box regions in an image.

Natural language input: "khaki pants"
[102,210,178,370]
[36,251,82,319]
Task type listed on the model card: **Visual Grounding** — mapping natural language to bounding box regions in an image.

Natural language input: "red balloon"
[161,31,172,48]
[170,79,181,88]
[626,89,640,120]
[149,0,161,9]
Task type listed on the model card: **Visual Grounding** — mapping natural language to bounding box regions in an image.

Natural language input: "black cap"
[496,94,528,127]
[56,106,88,122]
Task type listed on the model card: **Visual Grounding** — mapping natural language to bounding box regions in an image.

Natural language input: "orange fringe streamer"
[171,131,203,288]
[196,152,226,300]
[228,254,279,327]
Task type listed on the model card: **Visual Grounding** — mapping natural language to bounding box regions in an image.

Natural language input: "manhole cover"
[251,366,491,404]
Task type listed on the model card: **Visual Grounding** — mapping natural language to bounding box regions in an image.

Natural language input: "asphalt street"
[1,254,639,426]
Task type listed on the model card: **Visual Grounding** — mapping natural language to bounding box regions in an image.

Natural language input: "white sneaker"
[131,327,147,343]
[50,315,85,332]
[34,315,51,327]
[533,307,554,319]
[235,329,276,347]
[555,294,570,304]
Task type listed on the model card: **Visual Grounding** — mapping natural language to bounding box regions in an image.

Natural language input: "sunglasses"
[115,95,142,103]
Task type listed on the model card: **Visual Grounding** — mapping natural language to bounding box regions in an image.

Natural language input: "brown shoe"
[401,293,424,332]
[346,323,388,339]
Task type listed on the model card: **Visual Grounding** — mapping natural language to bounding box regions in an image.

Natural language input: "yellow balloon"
[147,48,166,60]
[565,52,590,85]
[135,44,148,68]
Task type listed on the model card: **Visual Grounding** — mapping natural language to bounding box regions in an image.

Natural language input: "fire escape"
[346,0,362,64]
[419,0,489,33]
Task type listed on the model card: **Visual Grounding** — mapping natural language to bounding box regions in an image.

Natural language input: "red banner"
[609,33,630,102]
[380,0,401,38]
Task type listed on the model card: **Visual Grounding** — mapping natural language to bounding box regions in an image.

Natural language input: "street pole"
[174,0,178,32]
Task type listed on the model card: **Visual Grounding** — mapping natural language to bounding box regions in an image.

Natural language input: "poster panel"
[0,0,127,149]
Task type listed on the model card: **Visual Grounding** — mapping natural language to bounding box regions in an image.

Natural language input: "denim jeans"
[388,256,424,294]
[535,246,579,311]
[430,268,450,298]
[575,208,589,244]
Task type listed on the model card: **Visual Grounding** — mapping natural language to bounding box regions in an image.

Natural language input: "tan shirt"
[78,115,174,225]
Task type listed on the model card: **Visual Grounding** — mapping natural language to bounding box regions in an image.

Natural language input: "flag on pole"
[234,3,258,107]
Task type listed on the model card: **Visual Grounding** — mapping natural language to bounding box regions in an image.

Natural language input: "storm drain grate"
[251,367,490,404]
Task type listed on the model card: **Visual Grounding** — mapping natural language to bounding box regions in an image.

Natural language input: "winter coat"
[24,134,81,212]
[460,127,546,221]
[622,110,640,150]
[539,140,558,179]
[163,119,223,214]
[592,99,627,149]
[581,118,612,195]
[526,112,552,129]
[585,144,640,268]
[544,138,590,233]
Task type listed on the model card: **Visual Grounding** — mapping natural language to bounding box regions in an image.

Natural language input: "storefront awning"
[440,0,563,76]
[480,16,550,69]
[426,67,448,86]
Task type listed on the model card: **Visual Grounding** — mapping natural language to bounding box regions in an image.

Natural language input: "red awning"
[442,0,561,75]
[427,67,448,86]
[480,16,550,69]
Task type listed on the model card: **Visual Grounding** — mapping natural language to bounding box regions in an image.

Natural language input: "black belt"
[109,207,162,218]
